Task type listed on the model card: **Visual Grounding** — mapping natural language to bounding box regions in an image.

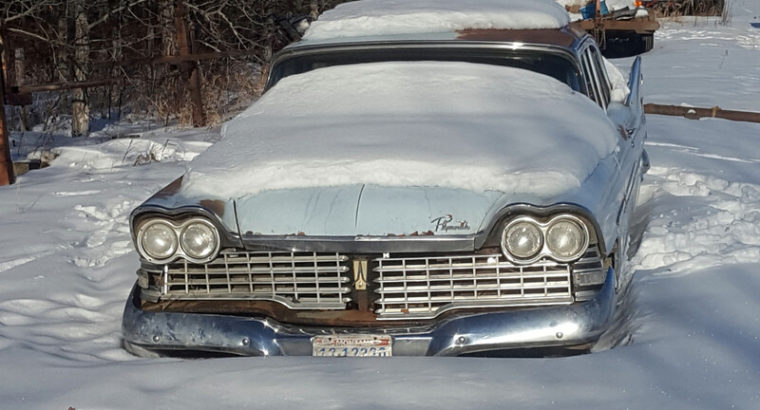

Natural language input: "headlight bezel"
[544,215,590,262]
[501,213,590,265]
[138,220,178,262]
[501,218,544,261]
[136,217,221,264]
[179,219,221,262]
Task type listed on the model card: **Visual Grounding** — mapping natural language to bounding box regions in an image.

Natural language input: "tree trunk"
[71,0,90,137]
[160,0,177,57]
[56,10,69,83]
[14,48,31,131]
[0,79,15,186]
[174,0,205,127]
[310,0,319,19]
[259,15,275,90]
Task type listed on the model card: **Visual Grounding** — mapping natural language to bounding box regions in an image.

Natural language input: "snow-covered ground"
[2,13,760,410]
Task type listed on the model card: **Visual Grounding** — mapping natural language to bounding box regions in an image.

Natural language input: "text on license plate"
[312,335,392,357]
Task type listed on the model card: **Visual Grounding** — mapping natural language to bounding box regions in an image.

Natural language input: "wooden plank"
[19,79,117,93]
[644,103,760,124]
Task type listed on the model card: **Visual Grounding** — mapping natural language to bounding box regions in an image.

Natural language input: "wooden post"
[593,0,606,49]
[174,0,205,127]
[0,72,15,186]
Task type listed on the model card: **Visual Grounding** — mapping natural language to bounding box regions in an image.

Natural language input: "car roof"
[285,25,588,54]
[289,0,588,52]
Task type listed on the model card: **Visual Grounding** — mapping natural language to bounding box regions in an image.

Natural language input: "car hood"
[137,154,619,250]
[234,184,509,237]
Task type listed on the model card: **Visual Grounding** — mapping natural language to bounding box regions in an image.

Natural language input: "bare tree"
[0,0,352,135]
[71,0,89,136]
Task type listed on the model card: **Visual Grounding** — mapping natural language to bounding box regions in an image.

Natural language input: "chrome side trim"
[625,55,642,107]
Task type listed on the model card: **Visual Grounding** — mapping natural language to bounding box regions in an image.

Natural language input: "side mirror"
[625,56,643,113]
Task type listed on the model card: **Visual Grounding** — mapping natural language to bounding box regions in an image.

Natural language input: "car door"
[580,42,647,279]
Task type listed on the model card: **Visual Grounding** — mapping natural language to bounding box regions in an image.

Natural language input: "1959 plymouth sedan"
[122,0,648,357]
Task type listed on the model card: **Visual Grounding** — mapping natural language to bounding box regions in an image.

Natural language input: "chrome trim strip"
[268,41,582,90]
[240,235,477,254]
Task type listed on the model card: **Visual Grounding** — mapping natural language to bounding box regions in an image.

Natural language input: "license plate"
[312,334,392,357]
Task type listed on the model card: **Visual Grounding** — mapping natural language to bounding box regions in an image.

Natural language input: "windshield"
[269,45,583,92]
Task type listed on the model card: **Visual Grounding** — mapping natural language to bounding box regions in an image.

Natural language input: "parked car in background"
[122,0,648,357]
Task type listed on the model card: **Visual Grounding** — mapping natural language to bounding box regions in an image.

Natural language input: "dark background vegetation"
[1,0,349,135]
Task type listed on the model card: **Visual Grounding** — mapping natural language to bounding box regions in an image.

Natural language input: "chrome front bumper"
[122,268,615,356]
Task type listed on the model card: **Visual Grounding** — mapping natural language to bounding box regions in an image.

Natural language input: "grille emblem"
[353,259,368,290]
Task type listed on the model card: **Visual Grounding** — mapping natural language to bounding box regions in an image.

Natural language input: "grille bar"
[140,246,605,318]
[373,249,602,320]
[156,250,352,309]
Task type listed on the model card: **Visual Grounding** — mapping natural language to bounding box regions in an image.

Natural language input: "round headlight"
[179,220,219,261]
[502,220,543,260]
[546,218,588,261]
[140,221,178,261]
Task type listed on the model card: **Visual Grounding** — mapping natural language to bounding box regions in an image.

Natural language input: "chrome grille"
[373,247,602,320]
[153,250,352,309]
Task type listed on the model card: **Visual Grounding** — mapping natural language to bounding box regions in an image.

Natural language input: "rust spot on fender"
[389,231,435,237]
[199,199,226,217]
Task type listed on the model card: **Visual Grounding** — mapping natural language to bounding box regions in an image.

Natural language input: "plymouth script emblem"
[431,214,470,232]
[353,259,368,290]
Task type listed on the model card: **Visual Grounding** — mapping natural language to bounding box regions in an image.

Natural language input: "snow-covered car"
[121,0,648,357]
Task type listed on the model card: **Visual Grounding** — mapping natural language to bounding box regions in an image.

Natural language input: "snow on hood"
[303,0,570,41]
[181,61,617,199]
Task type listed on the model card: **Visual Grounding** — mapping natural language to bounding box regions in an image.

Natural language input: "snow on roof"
[181,61,616,199]
[303,0,571,41]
